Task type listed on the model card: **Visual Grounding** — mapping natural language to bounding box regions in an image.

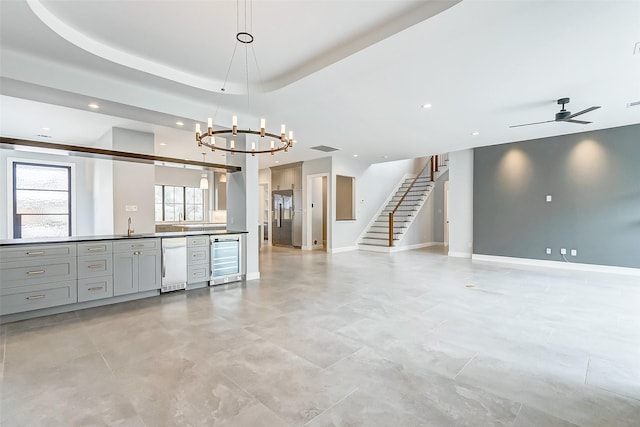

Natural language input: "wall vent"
[310,145,340,152]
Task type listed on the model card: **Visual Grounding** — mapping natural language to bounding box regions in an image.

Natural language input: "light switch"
[546,248,551,255]
[546,195,552,202]
[571,249,577,256]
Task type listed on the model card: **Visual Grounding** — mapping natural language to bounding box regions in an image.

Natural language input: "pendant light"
[199,153,209,190]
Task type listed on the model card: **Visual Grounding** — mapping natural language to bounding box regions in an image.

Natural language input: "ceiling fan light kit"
[510,97,601,128]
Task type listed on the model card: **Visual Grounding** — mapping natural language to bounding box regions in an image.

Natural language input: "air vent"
[37,134,52,138]
[310,145,340,152]
[627,100,640,108]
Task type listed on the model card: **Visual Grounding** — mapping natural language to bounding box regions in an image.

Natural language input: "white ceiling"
[1,0,639,170]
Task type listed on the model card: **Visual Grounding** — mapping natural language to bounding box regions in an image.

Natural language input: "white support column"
[225,135,260,280]
[448,149,474,258]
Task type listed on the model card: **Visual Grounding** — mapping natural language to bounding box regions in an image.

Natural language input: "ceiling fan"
[510,98,601,128]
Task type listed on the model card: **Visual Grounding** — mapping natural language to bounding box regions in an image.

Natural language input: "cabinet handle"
[87,247,103,252]
[27,270,45,275]
[87,287,103,292]
[88,264,103,269]
[26,251,45,255]
[132,244,145,248]
[26,295,45,300]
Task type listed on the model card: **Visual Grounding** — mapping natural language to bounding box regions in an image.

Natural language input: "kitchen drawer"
[188,247,209,265]
[0,257,77,289]
[113,238,160,253]
[187,236,209,247]
[78,276,114,302]
[77,255,113,279]
[78,241,112,255]
[0,244,76,262]
[0,280,78,315]
[187,265,209,284]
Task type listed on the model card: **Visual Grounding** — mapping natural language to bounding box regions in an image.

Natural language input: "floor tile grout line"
[453,352,478,380]
[217,369,290,425]
[584,356,591,385]
[303,386,359,426]
[509,402,524,427]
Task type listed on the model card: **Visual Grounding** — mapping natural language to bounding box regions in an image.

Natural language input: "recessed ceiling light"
[472,131,480,136]
[159,143,167,146]
[353,154,358,158]
[176,121,184,126]
[42,127,50,131]
[422,103,433,109]
[88,103,100,109]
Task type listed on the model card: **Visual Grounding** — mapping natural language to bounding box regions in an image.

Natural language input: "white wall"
[331,156,422,251]
[92,158,114,235]
[111,128,156,234]
[448,149,474,257]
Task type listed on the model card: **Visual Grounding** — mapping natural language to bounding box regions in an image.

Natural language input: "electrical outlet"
[571,249,577,256]
[560,248,567,255]
[546,195,552,202]
[546,248,552,255]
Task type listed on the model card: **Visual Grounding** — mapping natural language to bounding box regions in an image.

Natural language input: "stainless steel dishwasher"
[210,235,244,285]
[161,237,187,292]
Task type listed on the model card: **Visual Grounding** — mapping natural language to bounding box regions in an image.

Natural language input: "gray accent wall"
[473,124,640,269]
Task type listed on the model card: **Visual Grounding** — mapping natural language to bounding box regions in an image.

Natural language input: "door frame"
[444,180,450,247]
[305,173,329,251]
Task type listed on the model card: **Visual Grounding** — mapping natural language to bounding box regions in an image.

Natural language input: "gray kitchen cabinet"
[187,235,209,285]
[77,241,113,302]
[0,243,78,315]
[113,238,161,296]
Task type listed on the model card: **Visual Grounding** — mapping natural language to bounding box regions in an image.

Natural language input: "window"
[13,162,71,238]
[155,185,204,222]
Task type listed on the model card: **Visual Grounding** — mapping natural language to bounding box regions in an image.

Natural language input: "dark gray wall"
[474,124,640,268]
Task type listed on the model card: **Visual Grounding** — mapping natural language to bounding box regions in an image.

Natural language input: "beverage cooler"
[209,235,245,285]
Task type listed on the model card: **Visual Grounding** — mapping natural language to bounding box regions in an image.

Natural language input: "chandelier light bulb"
[230,140,235,149]
[195,123,201,134]
[232,116,238,126]
[207,117,212,128]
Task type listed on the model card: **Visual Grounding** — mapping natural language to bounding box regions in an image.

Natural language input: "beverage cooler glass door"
[211,237,240,278]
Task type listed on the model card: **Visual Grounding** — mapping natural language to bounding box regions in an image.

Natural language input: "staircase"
[358,155,448,250]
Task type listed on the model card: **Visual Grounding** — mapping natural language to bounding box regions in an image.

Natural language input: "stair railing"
[388,156,436,246]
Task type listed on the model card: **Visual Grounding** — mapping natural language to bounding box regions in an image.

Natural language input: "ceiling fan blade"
[566,106,601,119]
[509,120,555,128]
[564,119,592,124]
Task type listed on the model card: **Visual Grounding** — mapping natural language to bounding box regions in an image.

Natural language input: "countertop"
[0,230,248,247]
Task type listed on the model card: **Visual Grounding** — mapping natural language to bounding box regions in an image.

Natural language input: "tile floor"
[1,246,639,426]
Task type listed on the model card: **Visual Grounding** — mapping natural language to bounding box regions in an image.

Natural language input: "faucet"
[127,217,134,237]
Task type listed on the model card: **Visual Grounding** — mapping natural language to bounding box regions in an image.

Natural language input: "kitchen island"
[0,230,248,324]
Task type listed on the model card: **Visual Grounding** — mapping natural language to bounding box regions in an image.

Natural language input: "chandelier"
[195,1,295,156]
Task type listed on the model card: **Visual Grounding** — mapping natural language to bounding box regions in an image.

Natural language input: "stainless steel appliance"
[210,235,244,285]
[272,189,293,247]
[161,237,187,292]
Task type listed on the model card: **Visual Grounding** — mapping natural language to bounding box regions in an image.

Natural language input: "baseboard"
[390,241,443,253]
[448,251,472,258]
[246,272,261,281]
[358,242,443,253]
[329,246,358,254]
[301,245,313,251]
[472,254,640,276]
